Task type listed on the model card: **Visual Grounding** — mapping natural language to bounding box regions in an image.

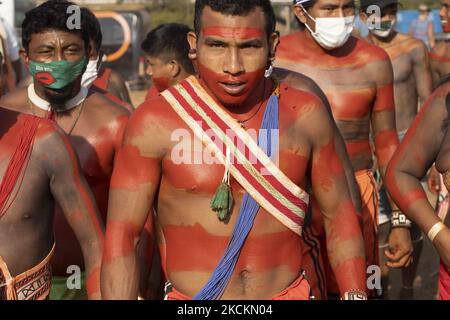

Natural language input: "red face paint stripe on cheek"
[202,27,264,39]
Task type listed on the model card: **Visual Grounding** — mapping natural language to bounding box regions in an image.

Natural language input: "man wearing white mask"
[81,7,133,111]
[360,0,433,299]
[276,0,411,299]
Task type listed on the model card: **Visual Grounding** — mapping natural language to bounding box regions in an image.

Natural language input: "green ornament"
[210,182,234,222]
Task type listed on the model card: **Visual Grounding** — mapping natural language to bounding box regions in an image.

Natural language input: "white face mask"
[81,55,101,88]
[302,7,355,50]
[368,18,396,38]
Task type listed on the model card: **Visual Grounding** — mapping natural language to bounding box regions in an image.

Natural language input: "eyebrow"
[202,27,264,40]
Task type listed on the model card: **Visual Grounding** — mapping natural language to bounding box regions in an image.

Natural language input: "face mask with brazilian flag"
[28,58,88,90]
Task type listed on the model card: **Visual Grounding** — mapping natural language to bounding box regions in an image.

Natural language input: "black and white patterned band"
[391,210,412,228]
[342,290,368,300]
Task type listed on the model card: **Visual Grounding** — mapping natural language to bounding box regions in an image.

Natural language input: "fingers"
[384,246,413,268]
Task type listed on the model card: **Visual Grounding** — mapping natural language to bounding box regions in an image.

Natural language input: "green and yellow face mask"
[28,57,87,90]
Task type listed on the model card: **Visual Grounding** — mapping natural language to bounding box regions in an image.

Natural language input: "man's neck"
[30,82,87,114]
[367,32,398,48]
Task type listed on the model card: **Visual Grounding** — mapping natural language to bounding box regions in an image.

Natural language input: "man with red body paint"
[385,75,450,300]
[430,1,450,84]
[0,1,130,300]
[0,106,104,300]
[142,23,196,100]
[360,0,432,298]
[276,0,410,299]
[102,0,366,300]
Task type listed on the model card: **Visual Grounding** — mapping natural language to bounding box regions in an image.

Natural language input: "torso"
[0,88,129,275]
[147,83,317,299]
[0,111,56,276]
[433,82,450,227]
[373,34,425,132]
[276,32,389,171]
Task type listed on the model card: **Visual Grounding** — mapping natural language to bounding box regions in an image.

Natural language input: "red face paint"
[152,77,170,92]
[197,62,265,107]
[202,27,264,40]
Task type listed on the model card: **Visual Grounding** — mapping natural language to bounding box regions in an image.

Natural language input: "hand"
[433,226,450,268]
[427,165,441,195]
[384,227,413,268]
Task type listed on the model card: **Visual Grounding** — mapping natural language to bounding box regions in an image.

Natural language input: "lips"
[35,72,56,86]
[219,81,247,96]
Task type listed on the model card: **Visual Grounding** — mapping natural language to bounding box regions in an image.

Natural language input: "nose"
[223,47,244,76]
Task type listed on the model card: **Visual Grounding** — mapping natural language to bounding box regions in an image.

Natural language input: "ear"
[187,31,198,61]
[269,31,280,64]
[169,60,181,78]
[20,48,30,67]
[359,11,368,24]
[293,5,308,25]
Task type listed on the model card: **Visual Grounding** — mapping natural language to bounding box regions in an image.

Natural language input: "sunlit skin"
[0,108,104,299]
[101,6,366,300]
[88,41,133,111]
[430,0,450,85]
[0,30,130,280]
[144,55,192,93]
[361,2,432,293]
[385,81,450,271]
[275,0,410,295]
[273,68,363,299]
[361,4,432,133]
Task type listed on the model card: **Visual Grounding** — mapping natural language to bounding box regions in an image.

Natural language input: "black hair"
[194,0,276,38]
[141,23,195,75]
[293,0,317,29]
[81,7,102,52]
[22,0,90,54]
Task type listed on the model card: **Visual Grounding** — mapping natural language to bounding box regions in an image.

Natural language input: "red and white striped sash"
[161,76,309,236]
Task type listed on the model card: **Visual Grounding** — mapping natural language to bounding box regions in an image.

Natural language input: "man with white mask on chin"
[80,7,133,111]
[360,0,433,299]
[0,0,131,300]
[276,0,411,299]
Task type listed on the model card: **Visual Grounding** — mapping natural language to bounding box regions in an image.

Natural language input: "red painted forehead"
[202,26,264,40]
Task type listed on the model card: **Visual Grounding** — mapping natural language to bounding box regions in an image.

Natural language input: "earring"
[264,64,273,78]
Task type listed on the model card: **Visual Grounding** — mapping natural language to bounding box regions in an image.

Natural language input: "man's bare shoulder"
[0,87,29,113]
[354,36,391,62]
[279,82,331,122]
[127,95,183,137]
[279,83,335,143]
[432,41,448,56]
[87,91,131,118]
[396,33,428,54]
